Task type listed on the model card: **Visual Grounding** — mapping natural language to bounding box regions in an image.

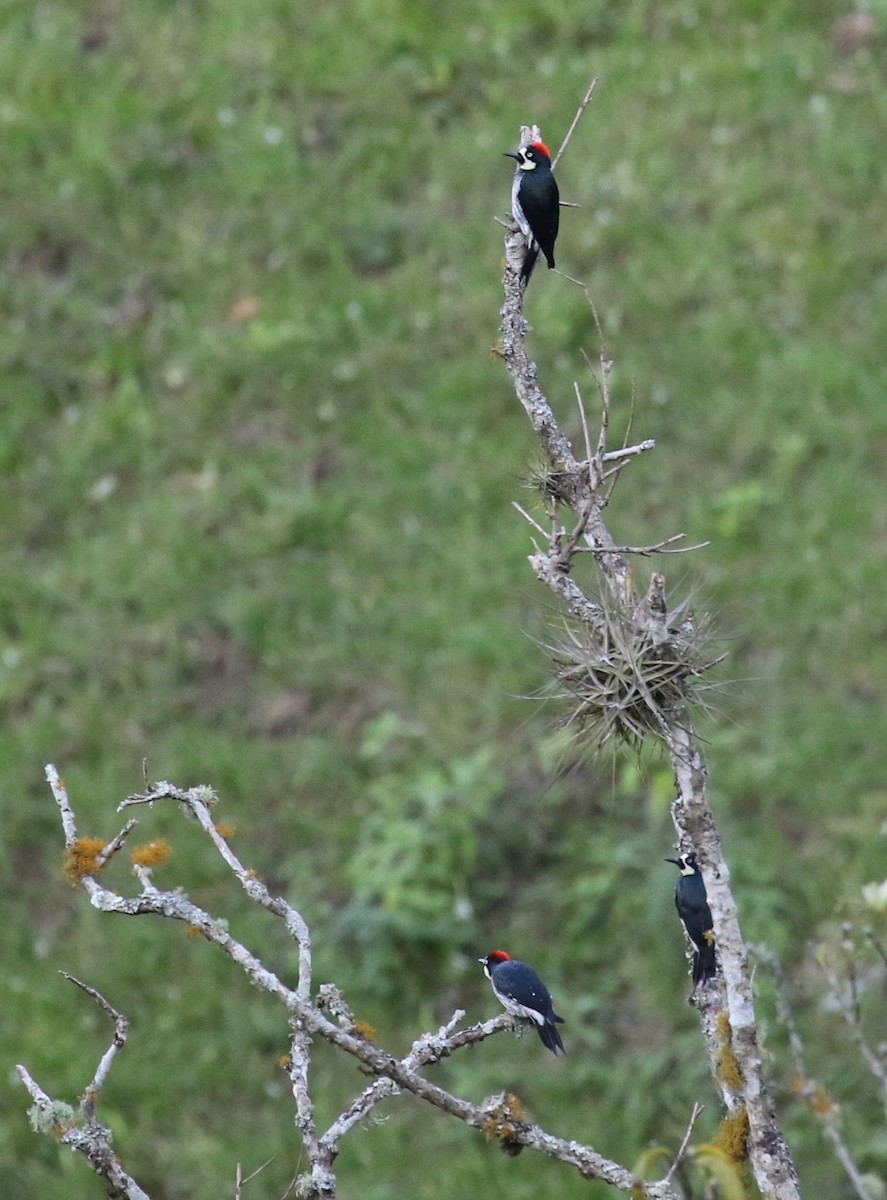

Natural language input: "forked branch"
[23,765,682,1199]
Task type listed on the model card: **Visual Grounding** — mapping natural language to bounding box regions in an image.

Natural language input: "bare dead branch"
[119,779,312,1001]
[16,983,148,1200]
[499,109,802,1197]
[59,974,128,1117]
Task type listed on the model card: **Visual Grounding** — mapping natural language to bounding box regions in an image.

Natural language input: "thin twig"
[97,818,139,867]
[601,439,656,462]
[573,534,710,557]
[575,382,594,468]
[60,973,128,1115]
[664,1102,704,1183]
[552,77,599,169]
[511,500,549,537]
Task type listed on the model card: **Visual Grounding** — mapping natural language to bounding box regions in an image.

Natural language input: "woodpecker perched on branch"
[666,851,717,986]
[479,950,566,1055]
[503,140,560,284]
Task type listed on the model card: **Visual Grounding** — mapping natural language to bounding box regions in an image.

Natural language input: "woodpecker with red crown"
[479,950,566,1055]
[503,140,560,284]
[666,851,718,986]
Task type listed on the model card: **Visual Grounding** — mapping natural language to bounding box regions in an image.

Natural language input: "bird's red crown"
[486,949,512,964]
[530,140,551,158]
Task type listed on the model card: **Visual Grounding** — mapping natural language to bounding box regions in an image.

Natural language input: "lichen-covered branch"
[16,979,149,1200]
[499,117,801,1199]
[26,765,682,1199]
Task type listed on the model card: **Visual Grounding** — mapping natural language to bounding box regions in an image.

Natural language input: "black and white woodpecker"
[503,140,560,284]
[479,949,566,1055]
[666,851,718,986]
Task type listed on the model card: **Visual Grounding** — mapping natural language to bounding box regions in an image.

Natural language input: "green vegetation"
[2,1,886,1196]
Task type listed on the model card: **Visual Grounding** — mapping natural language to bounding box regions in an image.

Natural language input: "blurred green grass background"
[2,0,886,1196]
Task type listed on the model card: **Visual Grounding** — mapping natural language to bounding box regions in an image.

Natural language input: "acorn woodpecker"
[503,140,560,284]
[666,851,717,986]
[479,950,566,1055]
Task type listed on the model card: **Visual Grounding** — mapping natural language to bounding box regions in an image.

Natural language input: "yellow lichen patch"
[278,1054,292,1070]
[353,1020,376,1042]
[483,1092,525,1154]
[130,839,171,869]
[214,822,236,839]
[717,1040,743,1092]
[715,1011,743,1091]
[184,924,204,938]
[64,837,107,883]
[715,1109,750,1163]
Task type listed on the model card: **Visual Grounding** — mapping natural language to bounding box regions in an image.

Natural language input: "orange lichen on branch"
[214,822,236,839]
[353,1020,376,1042]
[130,839,171,868]
[716,1108,750,1163]
[715,1010,743,1092]
[64,837,108,883]
[483,1092,526,1156]
[184,924,204,938]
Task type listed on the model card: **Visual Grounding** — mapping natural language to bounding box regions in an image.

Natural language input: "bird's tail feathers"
[520,244,540,283]
[537,1020,566,1056]
[692,944,718,986]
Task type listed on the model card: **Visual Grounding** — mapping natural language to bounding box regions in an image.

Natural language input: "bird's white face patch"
[518,152,537,171]
[679,855,695,876]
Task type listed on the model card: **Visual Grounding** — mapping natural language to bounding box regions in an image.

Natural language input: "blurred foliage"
[2,0,886,1196]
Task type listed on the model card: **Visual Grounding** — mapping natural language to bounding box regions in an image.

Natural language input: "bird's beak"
[503,151,520,160]
[664,857,680,865]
